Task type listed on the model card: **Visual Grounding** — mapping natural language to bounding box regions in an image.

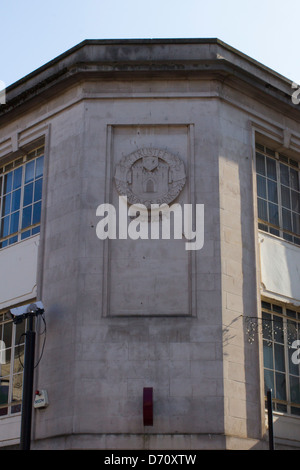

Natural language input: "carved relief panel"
[114,147,186,207]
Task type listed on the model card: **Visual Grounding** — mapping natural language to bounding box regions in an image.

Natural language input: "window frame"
[262,299,300,417]
[255,143,300,246]
[0,146,44,249]
[0,307,28,418]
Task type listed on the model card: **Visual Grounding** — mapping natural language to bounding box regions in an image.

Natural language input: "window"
[256,143,300,245]
[262,300,300,416]
[0,146,44,249]
[0,308,27,417]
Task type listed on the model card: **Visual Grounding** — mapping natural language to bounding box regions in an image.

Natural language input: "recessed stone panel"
[102,124,196,317]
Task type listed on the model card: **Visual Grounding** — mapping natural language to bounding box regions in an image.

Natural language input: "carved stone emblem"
[114,148,186,207]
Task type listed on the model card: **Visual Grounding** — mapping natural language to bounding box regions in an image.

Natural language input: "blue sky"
[1,0,299,87]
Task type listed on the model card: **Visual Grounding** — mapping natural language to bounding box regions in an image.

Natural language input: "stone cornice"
[0,38,299,121]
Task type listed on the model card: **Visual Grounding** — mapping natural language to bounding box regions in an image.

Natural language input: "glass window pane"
[35,156,44,178]
[258,198,268,221]
[1,216,9,238]
[11,403,21,414]
[25,161,34,183]
[0,379,9,415]
[256,153,265,176]
[290,376,300,404]
[3,173,12,194]
[3,322,12,350]
[257,175,267,199]
[267,157,277,181]
[2,193,11,216]
[15,321,26,346]
[268,180,278,204]
[275,372,286,401]
[273,315,284,343]
[283,232,293,242]
[0,152,44,250]
[291,190,300,213]
[13,167,22,190]
[21,206,32,229]
[290,168,299,191]
[263,341,273,369]
[8,236,18,245]
[34,179,43,202]
[293,213,300,236]
[275,343,285,372]
[282,208,292,231]
[269,203,279,226]
[11,189,21,212]
[287,320,298,344]
[280,163,289,186]
[32,201,41,225]
[273,304,283,314]
[21,230,31,240]
[270,227,280,236]
[258,222,268,232]
[10,211,19,234]
[277,403,287,412]
[287,309,297,318]
[266,148,275,157]
[281,185,291,209]
[262,312,273,341]
[264,369,274,395]
[32,226,40,235]
[290,158,299,167]
[291,406,300,416]
[23,183,33,207]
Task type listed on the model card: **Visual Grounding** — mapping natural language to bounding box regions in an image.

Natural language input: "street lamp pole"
[267,388,274,451]
[10,302,45,451]
[20,312,36,451]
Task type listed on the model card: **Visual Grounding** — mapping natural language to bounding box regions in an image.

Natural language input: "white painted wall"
[272,412,300,449]
[0,235,39,310]
[258,232,300,305]
[0,415,20,447]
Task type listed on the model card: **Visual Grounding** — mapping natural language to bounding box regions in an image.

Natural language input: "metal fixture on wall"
[143,387,153,426]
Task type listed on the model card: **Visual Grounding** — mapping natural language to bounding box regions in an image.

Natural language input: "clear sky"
[1,0,299,87]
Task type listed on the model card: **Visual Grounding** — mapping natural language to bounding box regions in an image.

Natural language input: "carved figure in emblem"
[114,148,186,208]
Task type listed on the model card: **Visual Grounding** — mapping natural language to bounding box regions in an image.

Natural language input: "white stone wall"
[0,59,299,448]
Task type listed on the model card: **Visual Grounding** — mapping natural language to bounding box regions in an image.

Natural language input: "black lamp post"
[20,309,36,450]
[10,302,44,451]
[267,388,274,450]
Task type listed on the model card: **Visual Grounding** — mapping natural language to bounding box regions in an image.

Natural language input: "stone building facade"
[0,39,299,449]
